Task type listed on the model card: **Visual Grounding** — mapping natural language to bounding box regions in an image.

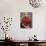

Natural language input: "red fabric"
[20,16,32,28]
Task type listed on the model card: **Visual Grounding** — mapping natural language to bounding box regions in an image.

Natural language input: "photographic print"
[20,12,32,28]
